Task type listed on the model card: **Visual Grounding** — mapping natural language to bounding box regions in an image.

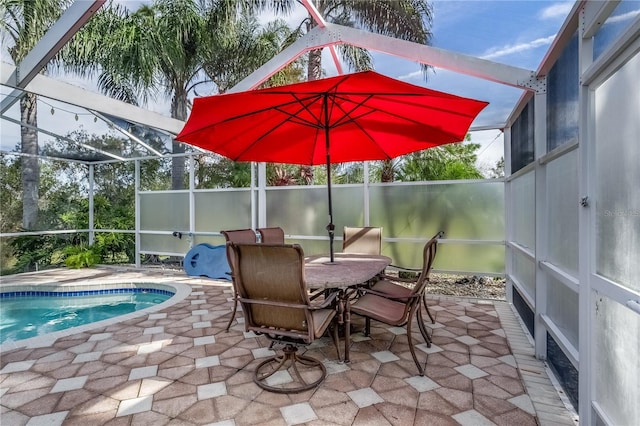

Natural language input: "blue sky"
[1,0,580,169]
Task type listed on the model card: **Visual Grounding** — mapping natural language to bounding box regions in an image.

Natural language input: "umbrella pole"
[324,94,335,264]
[326,151,335,263]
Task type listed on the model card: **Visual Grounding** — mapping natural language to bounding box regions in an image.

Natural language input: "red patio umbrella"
[176,71,488,262]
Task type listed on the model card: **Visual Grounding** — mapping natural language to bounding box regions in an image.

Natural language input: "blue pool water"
[0,288,173,343]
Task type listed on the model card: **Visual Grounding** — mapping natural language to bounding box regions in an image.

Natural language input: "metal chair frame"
[257,226,285,244]
[349,232,442,376]
[232,243,340,393]
[221,229,257,331]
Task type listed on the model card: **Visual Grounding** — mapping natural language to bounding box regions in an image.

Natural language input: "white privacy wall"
[592,49,640,426]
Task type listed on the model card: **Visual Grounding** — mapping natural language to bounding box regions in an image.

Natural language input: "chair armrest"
[308,288,325,300]
[357,286,421,302]
[237,297,308,309]
[309,291,338,309]
[377,273,419,284]
[387,264,422,273]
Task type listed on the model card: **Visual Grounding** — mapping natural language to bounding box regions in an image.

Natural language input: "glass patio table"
[305,253,392,362]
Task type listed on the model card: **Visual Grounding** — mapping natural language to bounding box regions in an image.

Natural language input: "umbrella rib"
[227,94,326,162]
[329,97,392,159]
[330,92,479,139]
[278,93,325,129]
[232,94,321,125]
[327,93,375,128]
[255,73,352,130]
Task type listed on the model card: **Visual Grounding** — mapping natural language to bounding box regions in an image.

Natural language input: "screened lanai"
[1,1,639,424]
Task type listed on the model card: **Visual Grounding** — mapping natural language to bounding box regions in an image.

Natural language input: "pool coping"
[0,277,192,353]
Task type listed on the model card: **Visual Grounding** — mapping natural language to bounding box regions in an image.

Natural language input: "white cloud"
[111,1,147,12]
[470,129,504,169]
[539,2,573,20]
[608,9,640,24]
[397,70,422,81]
[480,35,555,60]
[259,4,309,28]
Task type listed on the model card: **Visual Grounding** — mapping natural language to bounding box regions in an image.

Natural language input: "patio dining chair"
[342,226,382,255]
[221,229,257,331]
[231,242,340,393]
[371,231,444,326]
[257,226,285,244]
[348,232,442,376]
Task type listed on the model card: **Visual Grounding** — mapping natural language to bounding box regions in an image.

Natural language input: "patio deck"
[0,267,577,425]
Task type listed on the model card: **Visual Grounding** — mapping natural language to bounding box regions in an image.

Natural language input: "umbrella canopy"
[177,70,488,262]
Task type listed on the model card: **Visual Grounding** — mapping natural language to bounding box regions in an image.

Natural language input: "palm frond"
[336,44,373,72]
[1,0,71,62]
[306,0,434,79]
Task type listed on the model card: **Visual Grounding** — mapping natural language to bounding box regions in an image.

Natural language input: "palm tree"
[259,0,433,81]
[1,0,72,229]
[66,0,299,190]
[201,10,303,93]
[397,142,484,181]
[67,0,210,189]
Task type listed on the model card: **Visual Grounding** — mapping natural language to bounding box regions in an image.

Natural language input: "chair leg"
[423,293,436,324]
[224,293,238,332]
[406,312,425,376]
[330,322,342,362]
[364,318,371,336]
[416,308,432,348]
[253,344,327,393]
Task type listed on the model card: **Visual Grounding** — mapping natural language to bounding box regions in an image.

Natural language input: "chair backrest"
[257,227,285,244]
[221,229,257,244]
[342,226,382,255]
[410,231,444,298]
[231,243,315,342]
[386,231,442,326]
[221,229,257,276]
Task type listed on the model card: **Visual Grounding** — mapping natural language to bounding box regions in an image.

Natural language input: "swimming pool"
[0,284,175,344]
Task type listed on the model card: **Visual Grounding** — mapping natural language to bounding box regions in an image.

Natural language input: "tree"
[0,153,22,271]
[268,0,434,81]
[65,0,299,190]
[0,153,22,233]
[1,0,72,229]
[267,163,316,186]
[2,131,150,273]
[366,136,485,183]
[396,142,484,182]
[201,13,304,93]
[65,0,206,190]
[487,157,505,178]
[193,154,252,188]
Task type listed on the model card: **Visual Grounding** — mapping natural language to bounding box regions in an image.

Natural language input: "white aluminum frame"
[0,0,105,114]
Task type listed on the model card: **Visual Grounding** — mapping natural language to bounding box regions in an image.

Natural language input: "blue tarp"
[183,243,231,280]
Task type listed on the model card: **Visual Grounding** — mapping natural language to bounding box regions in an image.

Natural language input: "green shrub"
[63,245,101,268]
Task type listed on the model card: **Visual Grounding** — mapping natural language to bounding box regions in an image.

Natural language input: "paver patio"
[0,267,577,425]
